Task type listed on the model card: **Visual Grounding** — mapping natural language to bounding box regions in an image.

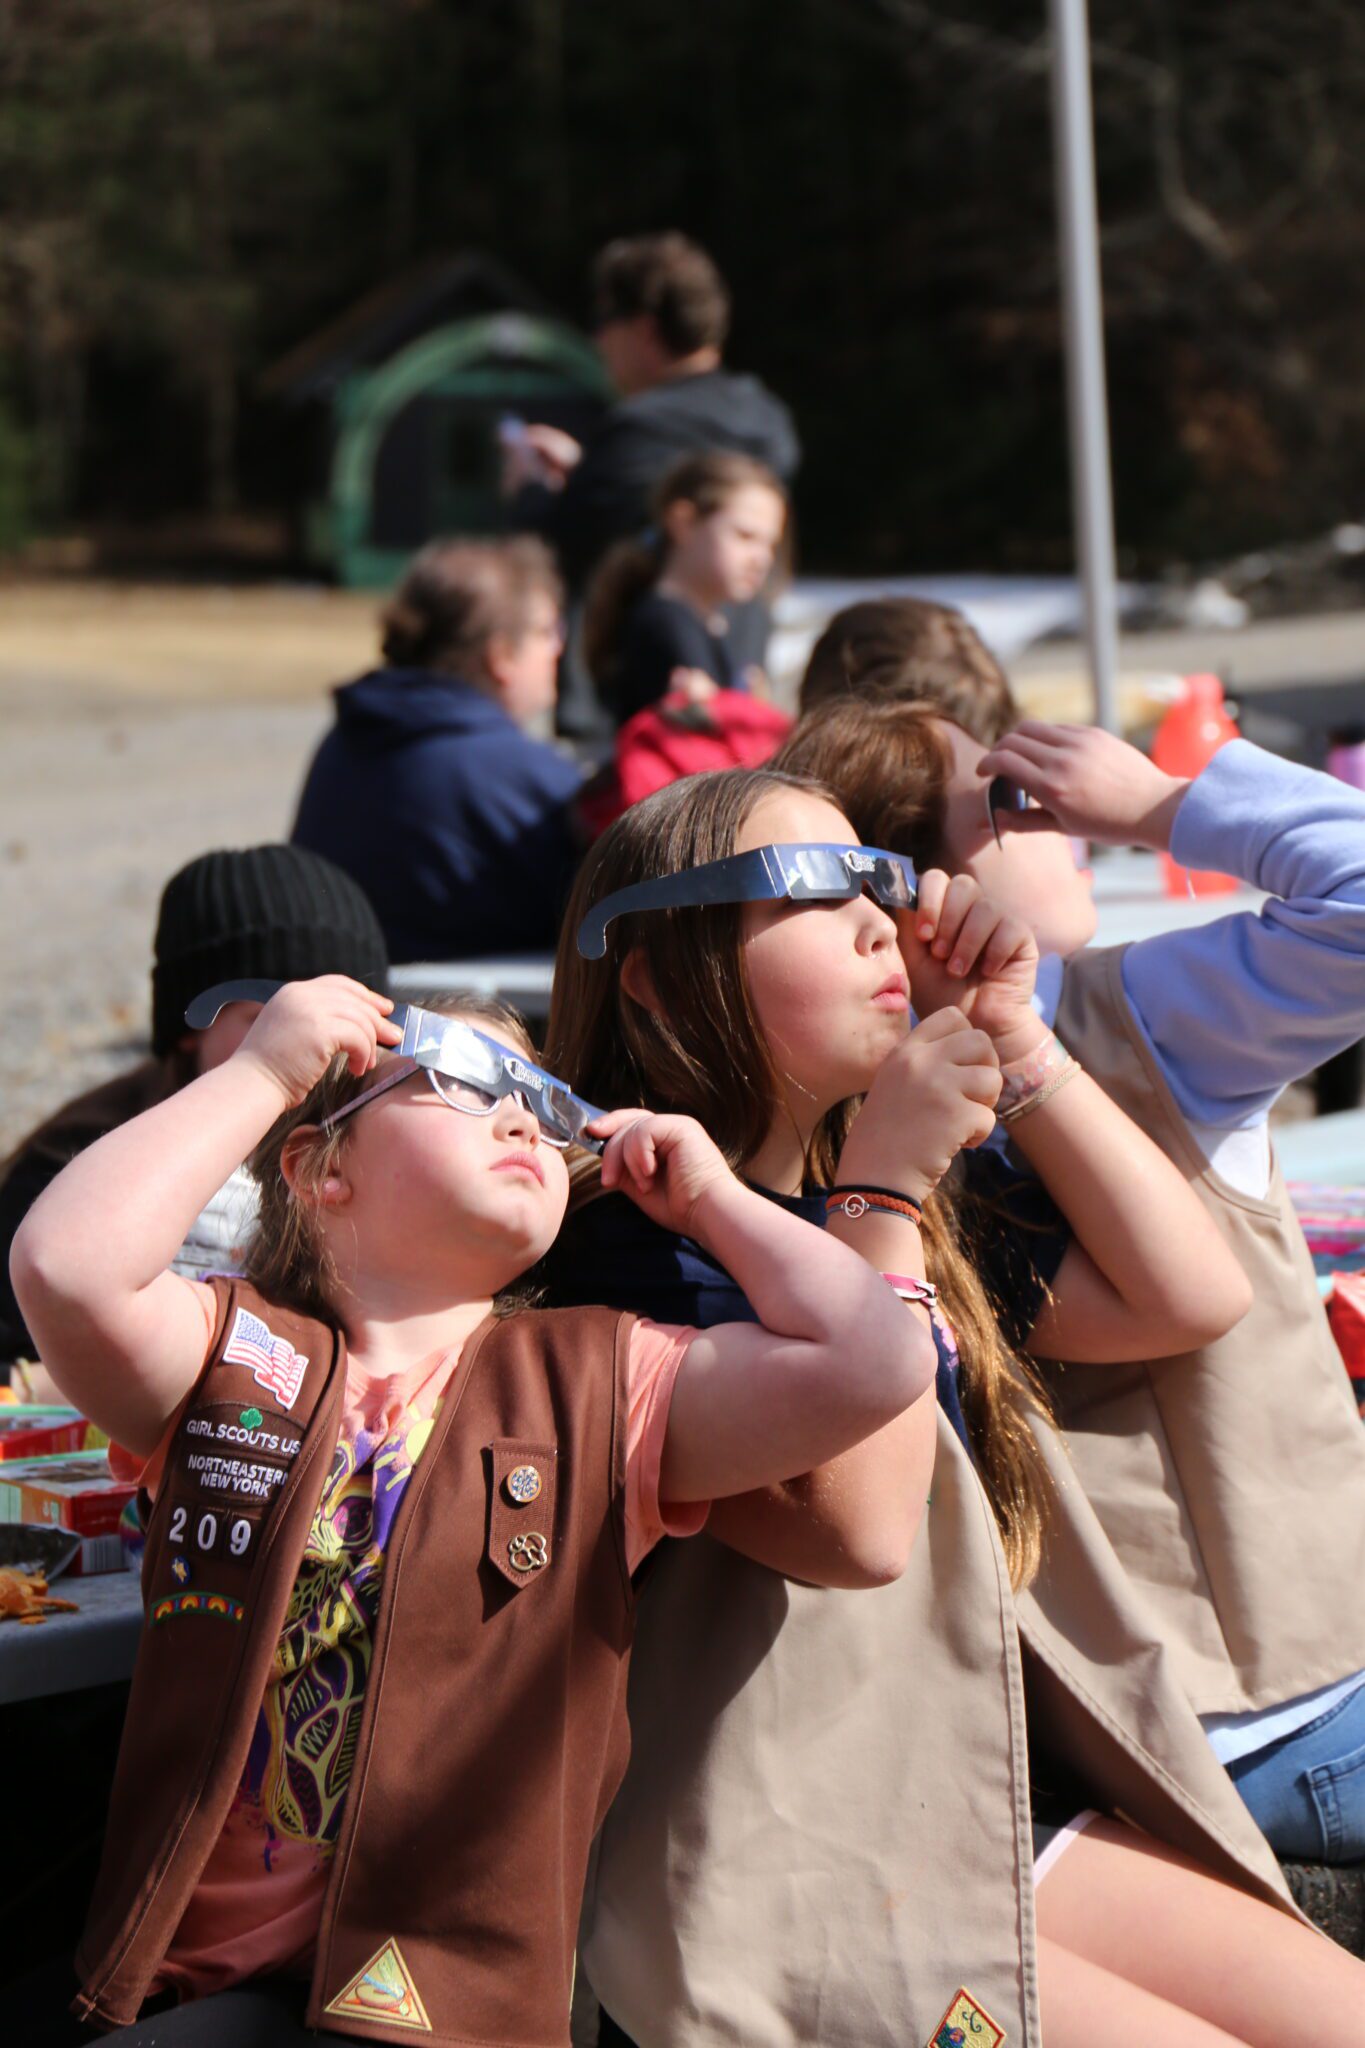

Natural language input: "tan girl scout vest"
[1052,941,1365,1716]
[75,1277,637,2046]
[580,1408,1303,2048]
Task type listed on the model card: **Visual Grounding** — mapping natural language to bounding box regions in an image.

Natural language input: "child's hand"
[668,667,720,704]
[593,1109,733,1240]
[977,721,1190,850]
[233,977,400,1110]
[897,870,1040,1061]
[835,1009,1001,1206]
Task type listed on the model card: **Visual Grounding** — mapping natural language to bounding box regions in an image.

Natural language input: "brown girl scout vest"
[74,1277,637,2046]
[580,1407,1306,2048]
[1053,942,1365,1715]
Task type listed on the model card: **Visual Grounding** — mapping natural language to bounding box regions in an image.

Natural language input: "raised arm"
[594,1013,998,1588]
[977,725,1365,1124]
[592,1112,939,1514]
[9,979,397,1455]
[902,873,1253,1363]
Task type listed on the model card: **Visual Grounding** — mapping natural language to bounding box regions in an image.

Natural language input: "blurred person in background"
[582,451,788,723]
[292,537,584,964]
[0,844,387,1367]
[504,233,800,735]
[800,594,1023,742]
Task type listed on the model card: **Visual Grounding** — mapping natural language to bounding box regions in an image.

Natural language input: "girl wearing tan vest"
[784,684,1365,1868]
[543,767,1365,2048]
[9,976,941,2047]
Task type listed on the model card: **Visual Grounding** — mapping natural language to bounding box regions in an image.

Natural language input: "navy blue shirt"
[611,591,745,722]
[292,667,583,963]
[542,1158,1071,1454]
[546,1186,944,1446]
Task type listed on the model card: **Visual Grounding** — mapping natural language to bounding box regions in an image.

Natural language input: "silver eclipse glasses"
[576,842,920,959]
[184,981,606,1153]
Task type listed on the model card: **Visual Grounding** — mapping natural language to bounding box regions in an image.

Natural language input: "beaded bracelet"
[825,1187,924,1226]
[881,1270,939,1309]
[996,1030,1082,1124]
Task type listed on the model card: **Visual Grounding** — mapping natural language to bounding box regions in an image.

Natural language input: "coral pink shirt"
[112,1301,705,2001]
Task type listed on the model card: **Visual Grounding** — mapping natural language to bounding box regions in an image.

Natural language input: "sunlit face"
[736,789,911,1120]
[486,589,565,725]
[318,1018,571,1296]
[934,722,1098,959]
[666,485,785,611]
[188,1000,264,1074]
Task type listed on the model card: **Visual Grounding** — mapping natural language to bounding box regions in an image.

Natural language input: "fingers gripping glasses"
[184,982,607,1153]
[576,843,920,959]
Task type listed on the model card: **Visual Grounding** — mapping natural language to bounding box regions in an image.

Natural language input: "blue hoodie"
[292,668,583,963]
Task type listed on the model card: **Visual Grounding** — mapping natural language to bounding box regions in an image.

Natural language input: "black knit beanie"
[151,845,390,1056]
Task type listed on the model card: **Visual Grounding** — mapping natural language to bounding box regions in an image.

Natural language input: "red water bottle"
[1152,673,1241,896]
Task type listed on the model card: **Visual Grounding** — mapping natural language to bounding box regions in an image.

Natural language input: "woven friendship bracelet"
[995,1029,1081,1122]
[998,1056,1080,1122]
[825,1188,924,1226]
[998,1055,1082,1124]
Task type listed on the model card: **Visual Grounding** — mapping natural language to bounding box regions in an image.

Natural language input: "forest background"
[2,0,1362,576]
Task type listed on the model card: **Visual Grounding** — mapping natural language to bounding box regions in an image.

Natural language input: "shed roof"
[262,252,552,403]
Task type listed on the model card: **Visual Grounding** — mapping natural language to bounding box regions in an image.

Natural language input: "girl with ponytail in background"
[582,453,787,724]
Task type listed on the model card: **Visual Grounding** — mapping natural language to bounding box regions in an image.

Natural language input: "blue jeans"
[1228,1680,1365,1862]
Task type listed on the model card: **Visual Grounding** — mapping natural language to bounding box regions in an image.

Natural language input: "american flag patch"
[221,1307,307,1409]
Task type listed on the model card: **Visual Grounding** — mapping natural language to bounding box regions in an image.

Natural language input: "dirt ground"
[1,583,373,1153]
[2,577,1360,1156]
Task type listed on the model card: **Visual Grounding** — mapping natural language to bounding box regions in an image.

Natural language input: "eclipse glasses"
[184,981,606,1153]
[986,774,1032,845]
[576,842,921,959]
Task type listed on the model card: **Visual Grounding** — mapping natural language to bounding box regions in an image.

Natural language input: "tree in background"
[0,0,1362,569]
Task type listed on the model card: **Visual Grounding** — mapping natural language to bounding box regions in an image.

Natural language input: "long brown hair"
[544,769,1055,1587]
[582,452,787,704]
[245,993,542,1331]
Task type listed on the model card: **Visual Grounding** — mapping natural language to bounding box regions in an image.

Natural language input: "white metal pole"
[1048,0,1121,732]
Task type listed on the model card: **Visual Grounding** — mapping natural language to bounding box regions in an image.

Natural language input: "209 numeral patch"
[166,1501,257,1563]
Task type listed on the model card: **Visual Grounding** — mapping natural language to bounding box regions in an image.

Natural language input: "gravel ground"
[2,651,333,1154]
[3,579,1358,1158]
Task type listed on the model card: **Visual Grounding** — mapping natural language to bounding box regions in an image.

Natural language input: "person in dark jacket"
[291,536,583,964]
[503,234,800,736]
[505,234,800,595]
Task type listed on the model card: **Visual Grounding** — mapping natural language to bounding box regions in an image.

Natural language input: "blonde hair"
[545,770,1055,1589]
[245,993,541,1330]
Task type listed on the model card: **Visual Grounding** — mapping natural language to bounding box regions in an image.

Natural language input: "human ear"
[280,1127,351,1207]
[619,946,663,1017]
[662,499,698,550]
[483,633,516,699]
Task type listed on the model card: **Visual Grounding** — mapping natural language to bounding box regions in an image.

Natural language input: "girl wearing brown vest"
[542,769,1365,2048]
[10,976,941,2047]
[781,687,1365,1869]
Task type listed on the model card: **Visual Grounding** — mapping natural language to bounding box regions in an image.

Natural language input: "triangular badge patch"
[324,1938,432,2032]
[929,1985,1006,2047]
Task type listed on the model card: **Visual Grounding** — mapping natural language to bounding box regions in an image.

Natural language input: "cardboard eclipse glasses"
[576,842,921,959]
[986,774,1033,844]
[184,981,607,1153]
